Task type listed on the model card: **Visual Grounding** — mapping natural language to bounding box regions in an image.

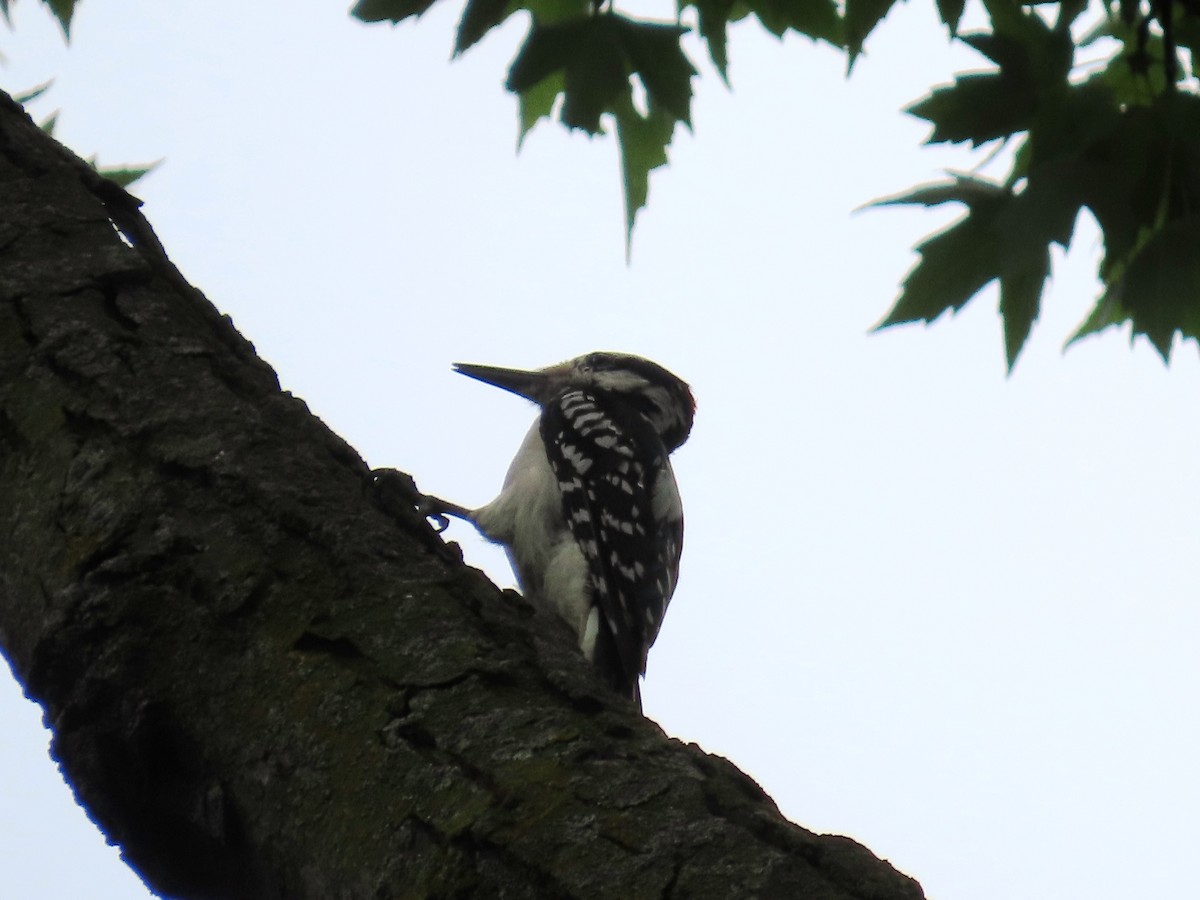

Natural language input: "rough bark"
[0,90,924,900]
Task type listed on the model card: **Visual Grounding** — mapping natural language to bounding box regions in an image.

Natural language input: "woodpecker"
[427,352,695,708]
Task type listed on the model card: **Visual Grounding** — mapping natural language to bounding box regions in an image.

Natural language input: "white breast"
[472,420,594,651]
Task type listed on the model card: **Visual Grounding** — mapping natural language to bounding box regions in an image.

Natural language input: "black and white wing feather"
[540,389,683,702]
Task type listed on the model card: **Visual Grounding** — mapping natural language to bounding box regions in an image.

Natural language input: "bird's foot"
[369,468,471,533]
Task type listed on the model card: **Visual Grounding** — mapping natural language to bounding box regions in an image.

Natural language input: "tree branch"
[0,90,923,899]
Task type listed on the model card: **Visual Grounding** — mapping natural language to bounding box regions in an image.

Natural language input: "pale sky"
[3,2,1199,898]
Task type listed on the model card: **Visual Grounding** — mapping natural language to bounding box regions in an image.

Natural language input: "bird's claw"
[369,468,470,535]
[420,501,452,533]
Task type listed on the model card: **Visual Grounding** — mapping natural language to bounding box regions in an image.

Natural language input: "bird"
[424,351,695,708]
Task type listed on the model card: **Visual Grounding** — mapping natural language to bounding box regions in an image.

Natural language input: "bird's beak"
[453,362,550,403]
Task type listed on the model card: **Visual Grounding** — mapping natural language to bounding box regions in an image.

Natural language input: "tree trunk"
[0,90,924,900]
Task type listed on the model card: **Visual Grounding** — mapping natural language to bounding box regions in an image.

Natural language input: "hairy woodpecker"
[428,352,695,708]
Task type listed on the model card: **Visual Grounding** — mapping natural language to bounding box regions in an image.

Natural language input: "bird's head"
[454,351,695,451]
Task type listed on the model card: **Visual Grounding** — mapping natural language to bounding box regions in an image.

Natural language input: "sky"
[2,1,1199,898]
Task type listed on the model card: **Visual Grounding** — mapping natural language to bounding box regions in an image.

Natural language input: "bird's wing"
[540,389,681,698]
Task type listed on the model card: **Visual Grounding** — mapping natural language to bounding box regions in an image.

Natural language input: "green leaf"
[907,74,1035,145]
[14,79,54,105]
[844,0,900,66]
[687,0,736,80]
[751,0,841,44]
[789,0,842,45]
[507,15,694,136]
[876,178,1065,369]
[523,0,590,23]
[505,14,692,248]
[956,12,1071,97]
[1066,291,1128,351]
[1010,171,1080,250]
[456,0,514,55]
[517,70,564,148]
[936,0,965,35]
[877,211,1000,329]
[907,3,1076,147]
[960,31,1033,70]
[1096,216,1200,361]
[611,91,675,257]
[97,159,163,189]
[981,0,1053,46]
[507,20,577,93]
[616,19,694,126]
[507,18,628,134]
[351,0,438,24]
[1023,79,1119,169]
[1068,105,1169,281]
[40,110,60,136]
[879,3,1200,367]
[871,175,1005,209]
[997,241,1049,371]
[1053,0,1089,33]
[557,27,627,133]
[683,0,834,78]
[45,0,76,37]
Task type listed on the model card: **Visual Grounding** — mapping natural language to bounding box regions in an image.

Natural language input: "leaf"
[616,19,694,126]
[878,3,1200,367]
[507,15,695,136]
[987,0,1073,85]
[876,178,1065,369]
[456,0,514,55]
[611,91,676,257]
[936,0,965,35]
[559,27,627,133]
[688,0,737,80]
[786,0,842,45]
[844,0,900,67]
[981,0,1050,44]
[684,0,834,78]
[1069,107,1166,280]
[98,160,163,189]
[517,70,564,148]
[960,31,1032,70]
[507,18,627,134]
[509,14,695,247]
[45,0,76,37]
[522,0,591,23]
[877,210,1000,329]
[505,15,691,247]
[1027,96,1194,359]
[913,5,1074,144]
[751,0,841,44]
[1054,0,1089,33]
[871,175,1005,209]
[1066,291,1128,351]
[40,110,60,136]
[14,80,54,105]
[1010,171,1080,250]
[507,20,577,93]
[1095,216,1200,361]
[906,73,1035,145]
[351,0,439,24]
[997,241,1049,371]
[1023,78,1120,169]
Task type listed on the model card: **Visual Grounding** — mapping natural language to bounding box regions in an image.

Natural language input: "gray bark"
[0,90,924,900]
